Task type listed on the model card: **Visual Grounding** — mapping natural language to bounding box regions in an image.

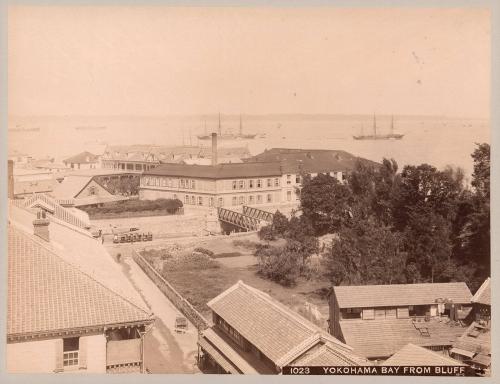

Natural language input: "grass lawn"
[141,237,331,328]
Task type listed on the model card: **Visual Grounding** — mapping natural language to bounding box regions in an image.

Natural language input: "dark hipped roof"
[333,282,472,309]
[471,278,490,306]
[63,151,99,164]
[244,148,379,173]
[7,225,153,339]
[206,281,364,367]
[143,162,282,179]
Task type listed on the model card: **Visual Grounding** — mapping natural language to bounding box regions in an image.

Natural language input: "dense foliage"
[257,144,490,291]
[82,198,183,216]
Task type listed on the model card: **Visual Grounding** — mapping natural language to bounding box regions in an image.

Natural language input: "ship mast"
[391,115,394,135]
[218,112,222,136]
[239,114,243,136]
[373,113,377,136]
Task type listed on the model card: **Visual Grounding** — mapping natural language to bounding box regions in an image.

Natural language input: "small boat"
[353,115,404,140]
[9,124,40,132]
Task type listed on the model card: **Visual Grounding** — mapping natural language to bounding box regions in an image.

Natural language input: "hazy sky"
[8,6,490,117]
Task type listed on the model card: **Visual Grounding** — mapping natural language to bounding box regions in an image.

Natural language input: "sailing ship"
[197,114,257,140]
[353,115,404,140]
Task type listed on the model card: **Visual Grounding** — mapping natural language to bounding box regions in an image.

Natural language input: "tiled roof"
[7,225,153,338]
[144,162,282,179]
[471,278,490,306]
[333,282,472,308]
[13,194,90,230]
[8,204,147,309]
[290,343,369,366]
[382,343,465,366]
[452,322,490,356]
[207,281,361,367]
[63,151,99,164]
[244,148,379,173]
[340,318,466,359]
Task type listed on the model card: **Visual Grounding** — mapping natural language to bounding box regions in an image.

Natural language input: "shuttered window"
[362,308,375,320]
[397,307,410,319]
[375,308,386,319]
[79,337,87,370]
[54,339,64,373]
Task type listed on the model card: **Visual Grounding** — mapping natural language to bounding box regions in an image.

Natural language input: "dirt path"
[119,255,199,373]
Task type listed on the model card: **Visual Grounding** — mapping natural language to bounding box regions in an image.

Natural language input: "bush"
[193,247,215,257]
[232,239,259,249]
[162,252,220,274]
[81,198,183,216]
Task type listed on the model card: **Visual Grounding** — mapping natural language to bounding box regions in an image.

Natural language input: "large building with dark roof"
[139,138,377,209]
[140,162,283,208]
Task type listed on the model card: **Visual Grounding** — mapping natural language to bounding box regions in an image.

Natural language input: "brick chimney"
[211,132,218,166]
[8,160,14,199]
[33,210,50,242]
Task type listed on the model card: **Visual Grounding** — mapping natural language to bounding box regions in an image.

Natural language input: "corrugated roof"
[244,148,379,173]
[471,278,490,306]
[382,343,465,366]
[207,281,360,367]
[7,224,153,338]
[334,282,472,308]
[340,318,466,359]
[63,151,99,164]
[144,162,282,179]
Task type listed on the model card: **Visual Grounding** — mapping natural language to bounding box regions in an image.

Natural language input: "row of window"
[182,193,276,207]
[231,178,280,190]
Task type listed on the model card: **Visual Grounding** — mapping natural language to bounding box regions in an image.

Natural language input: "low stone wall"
[132,251,210,331]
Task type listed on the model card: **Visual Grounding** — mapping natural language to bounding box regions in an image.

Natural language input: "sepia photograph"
[3,2,493,379]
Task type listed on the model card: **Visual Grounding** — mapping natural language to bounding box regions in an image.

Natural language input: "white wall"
[7,338,57,373]
[6,334,107,374]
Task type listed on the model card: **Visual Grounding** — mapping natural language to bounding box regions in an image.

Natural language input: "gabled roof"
[12,193,90,230]
[7,224,153,339]
[471,278,490,306]
[207,281,362,367]
[333,282,472,309]
[382,343,465,366]
[244,148,379,173]
[339,318,466,359]
[51,175,112,199]
[63,151,99,164]
[144,162,282,179]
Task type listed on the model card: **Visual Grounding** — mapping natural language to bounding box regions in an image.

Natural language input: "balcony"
[106,338,142,367]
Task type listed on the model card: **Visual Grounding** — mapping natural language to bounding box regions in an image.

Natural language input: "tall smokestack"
[211,133,218,166]
[8,160,14,199]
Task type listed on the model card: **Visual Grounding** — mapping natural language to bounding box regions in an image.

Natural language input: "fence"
[132,250,210,331]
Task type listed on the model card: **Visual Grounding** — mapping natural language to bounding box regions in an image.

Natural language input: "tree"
[403,206,452,283]
[256,244,301,286]
[321,217,405,285]
[300,173,353,236]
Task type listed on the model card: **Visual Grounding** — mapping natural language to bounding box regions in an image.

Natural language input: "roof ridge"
[10,224,152,319]
[236,282,350,350]
[471,277,490,303]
